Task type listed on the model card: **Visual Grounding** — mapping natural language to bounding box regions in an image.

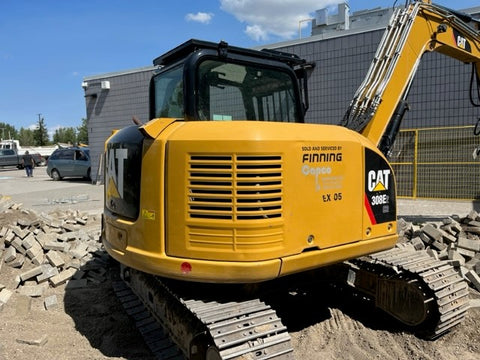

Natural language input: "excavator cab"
[149,39,308,123]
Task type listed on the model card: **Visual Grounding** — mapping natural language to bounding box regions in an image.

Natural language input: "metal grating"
[188,154,283,220]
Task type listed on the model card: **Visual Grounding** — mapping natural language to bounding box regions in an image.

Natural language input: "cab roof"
[153,39,306,68]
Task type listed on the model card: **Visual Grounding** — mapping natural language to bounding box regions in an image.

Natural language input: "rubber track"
[366,247,470,338]
[113,274,294,360]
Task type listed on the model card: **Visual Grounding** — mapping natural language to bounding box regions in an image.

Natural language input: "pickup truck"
[0,139,57,160]
[0,149,45,168]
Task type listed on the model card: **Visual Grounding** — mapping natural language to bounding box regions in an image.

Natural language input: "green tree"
[33,117,49,146]
[18,127,35,146]
[0,122,18,140]
[53,127,77,144]
[77,118,88,144]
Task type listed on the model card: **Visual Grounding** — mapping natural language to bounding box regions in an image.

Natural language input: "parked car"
[0,149,45,168]
[46,147,91,181]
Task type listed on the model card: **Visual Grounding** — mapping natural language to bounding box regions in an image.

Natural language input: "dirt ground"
[1,271,479,360]
[1,199,480,359]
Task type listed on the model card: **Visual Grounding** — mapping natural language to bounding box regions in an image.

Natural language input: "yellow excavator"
[102,1,480,359]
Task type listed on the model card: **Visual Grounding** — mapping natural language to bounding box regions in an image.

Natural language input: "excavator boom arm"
[341,1,480,151]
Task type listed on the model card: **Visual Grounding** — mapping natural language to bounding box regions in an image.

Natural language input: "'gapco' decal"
[364,148,396,224]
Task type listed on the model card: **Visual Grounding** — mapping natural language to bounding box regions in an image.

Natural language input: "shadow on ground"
[63,254,155,360]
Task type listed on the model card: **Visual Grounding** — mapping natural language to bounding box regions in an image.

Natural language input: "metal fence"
[390,126,480,200]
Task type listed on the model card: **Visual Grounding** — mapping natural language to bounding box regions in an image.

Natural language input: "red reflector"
[181,262,192,274]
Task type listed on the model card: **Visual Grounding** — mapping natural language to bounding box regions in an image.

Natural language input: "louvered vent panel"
[188,154,283,220]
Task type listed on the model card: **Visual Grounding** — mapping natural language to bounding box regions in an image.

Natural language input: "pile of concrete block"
[397,210,480,294]
[0,202,104,312]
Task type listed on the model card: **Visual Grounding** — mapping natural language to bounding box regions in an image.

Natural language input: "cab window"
[153,65,183,118]
[196,60,299,122]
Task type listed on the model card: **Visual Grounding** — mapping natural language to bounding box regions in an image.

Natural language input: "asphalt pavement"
[0,166,103,214]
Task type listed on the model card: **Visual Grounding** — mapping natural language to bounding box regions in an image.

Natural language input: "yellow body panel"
[103,120,397,283]
[166,122,365,261]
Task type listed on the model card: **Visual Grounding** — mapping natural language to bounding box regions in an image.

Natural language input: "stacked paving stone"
[397,210,480,295]
[0,202,104,312]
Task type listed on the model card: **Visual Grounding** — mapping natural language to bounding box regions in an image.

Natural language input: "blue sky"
[0,0,479,138]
